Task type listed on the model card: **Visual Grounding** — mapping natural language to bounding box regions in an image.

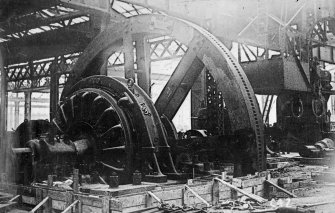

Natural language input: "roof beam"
[0,10,88,39]
[4,22,91,65]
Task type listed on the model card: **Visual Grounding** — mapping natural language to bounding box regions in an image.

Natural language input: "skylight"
[112,0,161,18]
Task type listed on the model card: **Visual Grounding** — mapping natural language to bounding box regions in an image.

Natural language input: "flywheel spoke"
[80,92,97,122]
[102,145,125,152]
[59,104,68,124]
[94,107,119,129]
[73,95,82,121]
[100,124,122,139]
[80,92,90,119]
[89,96,109,124]
[98,161,125,172]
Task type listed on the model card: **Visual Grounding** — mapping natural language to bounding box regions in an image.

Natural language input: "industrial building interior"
[0,0,335,212]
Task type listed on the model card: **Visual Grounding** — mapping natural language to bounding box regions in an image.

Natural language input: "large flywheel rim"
[63,14,265,171]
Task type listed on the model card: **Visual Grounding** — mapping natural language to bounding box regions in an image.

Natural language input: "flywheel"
[62,14,266,172]
[54,75,178,183]
[54,77,134,182]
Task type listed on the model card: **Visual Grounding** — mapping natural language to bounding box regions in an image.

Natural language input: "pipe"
[12,148,32,154]
[12,139,92,157]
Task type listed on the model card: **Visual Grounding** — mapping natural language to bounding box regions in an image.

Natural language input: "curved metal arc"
[94,107,119,128]
[160,115,178,140]
[196,33,265,170]
[157,16,265,170]
[98,161,125,172]
[62,27,126,98]
[115,77,179,175]
[101,124,122,138]
[59,104,68,124]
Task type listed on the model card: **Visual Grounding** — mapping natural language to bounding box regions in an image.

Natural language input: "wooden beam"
[265,180,297,198]
[102,196,110,213]
[73,169,79,193]
[46,175,54,213]
[60,200,79,213]
[0,202,17,211]
[8,195,21,202]
[29,196,49,213]
[184,185,210,207]
[214,178,267,203]
[212,178,220,205]
[147,191,163,204]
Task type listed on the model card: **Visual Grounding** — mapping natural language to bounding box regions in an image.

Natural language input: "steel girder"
[6,53,80,92]
[5,35,186,92]
[0,5,89,42]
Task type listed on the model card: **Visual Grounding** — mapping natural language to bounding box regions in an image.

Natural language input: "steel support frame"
[0,48,6,136]
[108,37,186,67]
[154,37,205,120]
[14,93,19,128]
[237,43,280,63]
[191,70,206,129]
[1,6,89,42]
[149,37,187,62]
[123,33,135,81]
[24,92,32,121]
[6,53,79,92]
[63,14,265,171]
[0,47,7,174]
[135,35,151,96]
[49,58,60,142]
[99,53,109,76]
